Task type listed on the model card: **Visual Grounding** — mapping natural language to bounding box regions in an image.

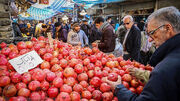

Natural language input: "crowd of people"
[10,6,180,101]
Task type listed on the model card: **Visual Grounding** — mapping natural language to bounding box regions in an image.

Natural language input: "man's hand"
[102,75,122,90]
[128,67,137,77]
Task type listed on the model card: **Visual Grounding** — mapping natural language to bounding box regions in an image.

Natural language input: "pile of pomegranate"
[0,36,153,101]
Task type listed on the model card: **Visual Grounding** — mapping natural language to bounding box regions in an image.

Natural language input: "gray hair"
[123,15,134,22]
[147,6,180,33]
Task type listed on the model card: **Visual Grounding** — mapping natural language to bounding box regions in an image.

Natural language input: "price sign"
[9,50,43,74]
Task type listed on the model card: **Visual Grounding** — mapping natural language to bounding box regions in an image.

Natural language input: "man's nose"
[148,37,153,42]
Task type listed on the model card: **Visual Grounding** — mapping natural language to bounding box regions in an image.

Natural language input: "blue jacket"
[78,30,89,47]
[115,33,180,101]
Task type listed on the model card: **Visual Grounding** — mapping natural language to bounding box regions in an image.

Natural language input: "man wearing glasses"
[122,15,141,62]
[103,6,180,101]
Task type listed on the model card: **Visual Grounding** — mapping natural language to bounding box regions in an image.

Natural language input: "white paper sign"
[9,50,43,74]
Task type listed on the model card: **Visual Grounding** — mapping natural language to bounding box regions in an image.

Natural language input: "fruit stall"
[0,36,153,101]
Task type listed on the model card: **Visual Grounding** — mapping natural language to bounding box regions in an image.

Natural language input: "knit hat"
[71,22,80,29]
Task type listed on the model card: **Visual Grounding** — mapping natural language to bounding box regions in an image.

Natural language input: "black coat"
[115,33,180,101]
[124,25,141,62]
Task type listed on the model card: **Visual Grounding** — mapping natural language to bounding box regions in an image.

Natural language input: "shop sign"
[9,50,43,74]
[39,0,49,5]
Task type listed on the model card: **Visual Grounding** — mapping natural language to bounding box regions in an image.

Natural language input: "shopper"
[94,17,116,53]
[103,6,180,101]
[67,22,83,46]
[81,19,91,38]
[122,15,141,62]
[25,23,34,37]
[54,22,68,42]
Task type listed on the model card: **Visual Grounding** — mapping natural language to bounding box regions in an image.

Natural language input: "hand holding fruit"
[103,75,122,90]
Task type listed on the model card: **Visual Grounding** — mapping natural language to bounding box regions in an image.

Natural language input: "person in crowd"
[110,20,116,29]
[103,6,180,101]
[18,20,26,34]
[25,23,34,37]
[81,19,91,38]
[94,17,116,54]
[47,21,55,38]
[138,19,145,31]
[89,21,102,44]
[62,21,70,32]
[68,22,88,47]
[116,25,127,44]
[37,24,48,37]
[122,15,141,62]
[12,20,22,37]
[54,22,68,42]
[106,16,112,23]
[35,20,44,37]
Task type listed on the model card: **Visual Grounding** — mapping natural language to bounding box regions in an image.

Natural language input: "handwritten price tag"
[9,50,43,74]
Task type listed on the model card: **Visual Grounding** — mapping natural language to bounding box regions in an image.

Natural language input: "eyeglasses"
[146,25,165,36]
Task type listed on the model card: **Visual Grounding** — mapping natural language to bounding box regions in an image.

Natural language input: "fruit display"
[0,36,153,101]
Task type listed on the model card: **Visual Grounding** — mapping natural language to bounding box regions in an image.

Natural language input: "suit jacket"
[124,25,141,62]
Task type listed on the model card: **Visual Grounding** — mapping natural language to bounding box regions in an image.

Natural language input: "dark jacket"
[56,28,68,42]
[124,25,141,62]
[81,24,91,37]
[89,24,101,43]
[98,23,116,53]
[115,33,180,101]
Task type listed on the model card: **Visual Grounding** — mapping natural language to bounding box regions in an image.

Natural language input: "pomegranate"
[50,58,59,65]
[70,91,81,101]
[47,87,58,98]
[60,59,68,68]
[107,73,118,82]
[56,92,71,101]
[122,74,132,82]
[94,70,103,78]
[15,82,27,90]
[129,87,136,93]
[51,64,62,72]
[17,41,27,50]
[131,79,139,88]
[63,67,75,78]
[28,80,41,91]
[102,92,113,101]
[3,84,17,97]
[8,51,18,59]
[65,77,77,86]
[0,76,10,87]
[60,84,72,93]
[41,61,50,69]
[38,48,46,56]
[0,57,8,65]
[92,90,102,101]
[16,96,27,101]
[22,73,31,84]
[89,55,97,63]
[87,70,94,78]
[43,53,53,62]
[80,81,89,88]
[90,77,101,87]
[87,85,95,92]
[11,72,22,83]
[53,77,63,88]
[122,81,130,89]
[41,81,49,91]
[1,47,11,56]
[30,92,41,101]
[32,69,46,82]
[45,98,54,101]
[82,90,92,99]
[74,64,84,74]
[100,83,111,92]
[136,86,143,94]
[78,73,88,81]
[0,96,5,101]
[0,42,7,48]
[18,88,30,97]
[83,58,90,66]
[46,72,56,82]
[73,84,83,93]
[69,58,78,67]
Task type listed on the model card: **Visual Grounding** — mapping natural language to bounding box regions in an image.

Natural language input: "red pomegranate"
[63,67,75,78]
[46,72,56,82]
[122,81,130,89]
[83,58,90,66]
[79,81,89,88]
[64,77,77,86]
[92,90,102,101]
[53,77,63,88]
[18,88,30,97]
[73,84,83,93]
[22,73,31,84]
[87,85,95,92]
[129,87,136,93]
[100,83,111,92]
[60,84,72,93]
[1,47,11,56]
[50,58,59,65]
[0,57,8,65]
[90,77,101,87]
[43,53,53,62]
[51,64,62,72]
[30,92,41,101]
[69,58,78,67]
[3,84,17,97]
[11,72,22,83]
[82,90,92,100]
[0,42,7,48]
[15,82,27,90]
[131,79,139,88]
[32,69,46,82]
[41,81,49,91]
[28,80,41,91]
[74,64,84,74]
[122,74,132,82]
[41,61,50,69]
[87,70,94,78]
[136,85,143,94]
[56,92,71,101]
[17,41,27,50]
[47,87,58,98]
[107,73,118,82]
[70,91,81,101]
[60,59,68,68]
[102,92,113,101]
[0,76,10,87]
[77,73,88,81]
